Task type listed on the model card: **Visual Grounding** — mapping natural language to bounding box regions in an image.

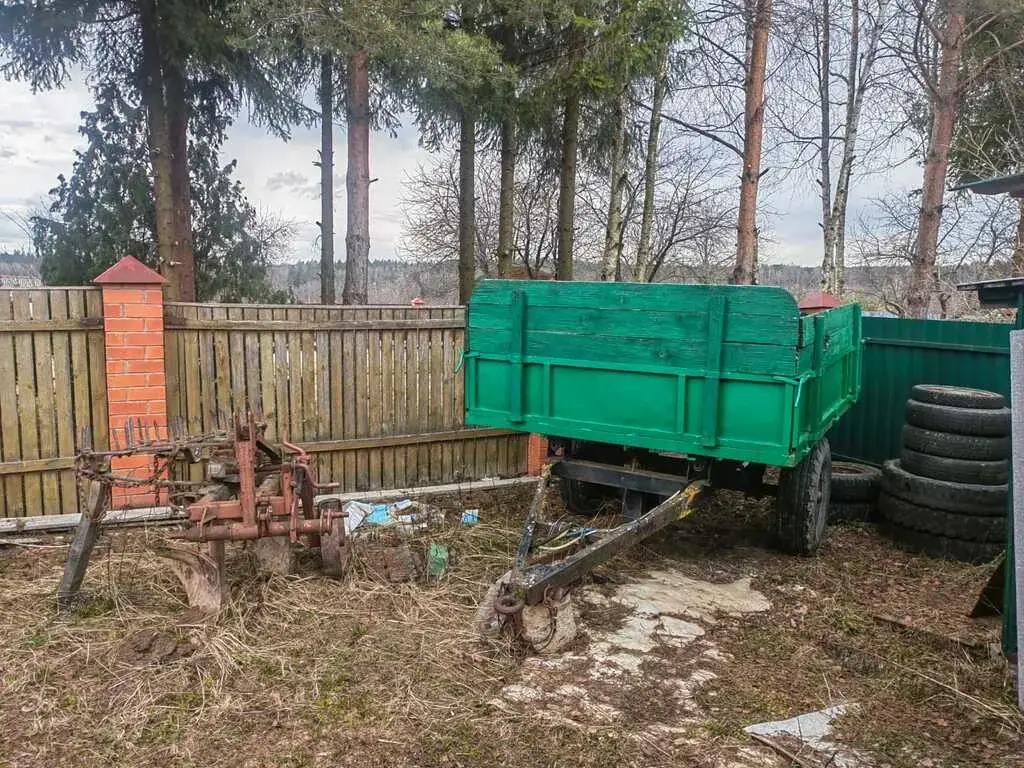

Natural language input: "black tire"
[905,400,1011,437]
[879,519,1004,564]
[899,448,1009,486]
[911,384,1005,410]
[829,501,875,524]
[879,493,1005,543]
[830,461,881,503]
[881,460,1006,514]
[776,439,831,555]
[902,424,1010,461]
[559,478,614,516]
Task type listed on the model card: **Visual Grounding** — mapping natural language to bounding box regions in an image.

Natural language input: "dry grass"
[0,484,1022,768]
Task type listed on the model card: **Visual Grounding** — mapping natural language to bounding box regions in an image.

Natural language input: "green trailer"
[465,281,861,610]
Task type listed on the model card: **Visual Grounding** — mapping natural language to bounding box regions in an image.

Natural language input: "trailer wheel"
[560,479,614,516]
[776,439,831,556]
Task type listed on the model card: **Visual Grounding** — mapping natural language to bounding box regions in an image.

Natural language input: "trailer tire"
[905,400,1011,437]
[881,460,1006,514]
[879,493,1005,542]
[899,448,1009,486]
[910,384,1005,410]
[776,438,831,556]
[830,461,881,503]
[879,519,1004,564]
[829,501,875,524]
[901,425,1010,461]
[560,479,614,516]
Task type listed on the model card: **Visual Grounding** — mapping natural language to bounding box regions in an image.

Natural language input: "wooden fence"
[163,303,526,492]
[0,288,108,518]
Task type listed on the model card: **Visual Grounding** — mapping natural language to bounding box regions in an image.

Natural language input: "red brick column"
[94,256,168,507]
[526,434,549,475]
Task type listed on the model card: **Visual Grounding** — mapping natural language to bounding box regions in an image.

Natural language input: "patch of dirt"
[0,483,1021,768]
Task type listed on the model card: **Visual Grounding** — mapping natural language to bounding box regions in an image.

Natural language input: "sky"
[0,74,925,266]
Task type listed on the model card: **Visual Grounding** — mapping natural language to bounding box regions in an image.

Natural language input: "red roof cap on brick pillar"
[798,291,841,313]
[93,255,167,285]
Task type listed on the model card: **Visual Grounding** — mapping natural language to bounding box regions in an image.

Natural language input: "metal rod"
[514,468,550,574]
[515,482,704,605]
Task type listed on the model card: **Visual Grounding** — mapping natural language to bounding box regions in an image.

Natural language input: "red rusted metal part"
[181,416,343,545]
[181,517,337,541]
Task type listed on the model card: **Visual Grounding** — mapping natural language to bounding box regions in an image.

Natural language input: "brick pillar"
[94,256,168,508]
[526,433,549,475]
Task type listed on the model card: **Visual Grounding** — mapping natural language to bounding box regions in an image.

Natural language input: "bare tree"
[852,189,1015,316]
[400,148,566,281]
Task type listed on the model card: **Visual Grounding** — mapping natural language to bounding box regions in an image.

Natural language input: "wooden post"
[57,458,111,608]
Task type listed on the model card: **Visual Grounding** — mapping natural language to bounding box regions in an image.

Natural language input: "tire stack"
[829,461,881,522]
[879,385,1010,564]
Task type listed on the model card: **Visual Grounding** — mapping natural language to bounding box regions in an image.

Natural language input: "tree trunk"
[732,0,773,286]
[139,0,179,299]
[320,54,336,305]
[497,115,516,279]
[165,62,194,301]
[1014,199,1024,276]
[556,91,580,281]
[906,2,965,319]
[342,48,370,305]
[601,88,628,282]
[634,52,669,282]
[817,0,835,293]
[458,109,476,303]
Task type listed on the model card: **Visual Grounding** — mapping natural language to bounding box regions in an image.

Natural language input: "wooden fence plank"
[367,309,383,490]
[50,291,77,513]
[12,292,41,515]
[354,309,370,489]
[0,290,18,516]
[30,290,60,513]
[84,290,108,451]
[286,307,303,441]
[273,306,290,442]
[258,308,277,441]
[328,322,344,487]
[213,305,231,429]
[342,317,357,491]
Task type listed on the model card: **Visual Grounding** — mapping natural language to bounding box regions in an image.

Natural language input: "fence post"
[94,256,169,508]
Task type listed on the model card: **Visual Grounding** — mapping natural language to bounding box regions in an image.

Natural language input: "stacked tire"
[879,385,1010,564]
[829,461,881,522]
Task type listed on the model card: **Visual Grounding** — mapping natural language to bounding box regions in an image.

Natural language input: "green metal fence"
[829,316,1012,465]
